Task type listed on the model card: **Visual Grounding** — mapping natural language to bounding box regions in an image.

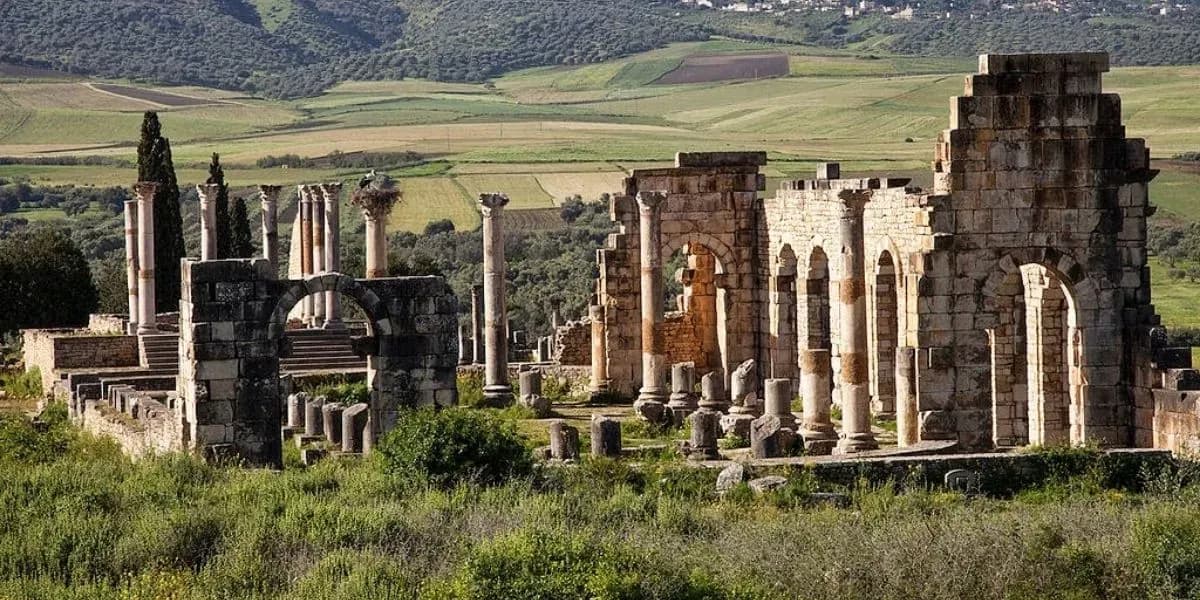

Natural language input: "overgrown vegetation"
[4,408,1200,598]
[375,407,533,489]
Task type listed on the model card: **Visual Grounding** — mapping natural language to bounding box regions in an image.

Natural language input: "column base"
[483,385,513,405]
[835,433,880,455]
[136,325,158,336]
[633,395,667,424]
[666,394,698,423]
[322,319,347,331]
[802,425,839,456]
[720,413,755,439]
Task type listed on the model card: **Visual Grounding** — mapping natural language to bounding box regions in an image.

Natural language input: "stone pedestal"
[800,349,837,455]
[728,359,759,415]
[667,362,698,424]
[518,368,550,417]
[123,199,139,334]
[322,402,345,445]
[133,182,158,335]
[635,191,668,411]
[590,415,622,458]
[699,371,727,412]
[764,378,796,430]
[588,304,609,395]
[480,194,512,404]
[687,409,721,460]
[287,392,307,429]
[258,185,282,272]
[342,402,369,453]
[750,414,796,459]
[549,420,580,460]
[835,194,878,454]
[304,396,326,437]
[197,183,220,261]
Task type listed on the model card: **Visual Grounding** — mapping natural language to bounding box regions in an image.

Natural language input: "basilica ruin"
[22,52,1200,466]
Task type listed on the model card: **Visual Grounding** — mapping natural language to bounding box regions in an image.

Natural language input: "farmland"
[0,40,1196,237]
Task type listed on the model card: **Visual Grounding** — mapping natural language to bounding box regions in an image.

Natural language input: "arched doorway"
[660,236,733,384]
[870,249,900,418]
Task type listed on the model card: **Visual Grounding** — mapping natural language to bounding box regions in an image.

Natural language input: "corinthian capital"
[478,193,510,217]
[351,186,402,221]
[636,191,667,212]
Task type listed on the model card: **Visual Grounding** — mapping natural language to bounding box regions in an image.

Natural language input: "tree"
[0,228,98,334]
[229,197,254,258]
[207,153,231,259]
[136,112,185,312]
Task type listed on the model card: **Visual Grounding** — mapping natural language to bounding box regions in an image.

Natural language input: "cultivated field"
[0,39,1196,236]
[655,51,791,84]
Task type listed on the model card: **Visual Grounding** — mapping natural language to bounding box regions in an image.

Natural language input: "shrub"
[456,371,487,409]
[1132,506,1200,598]
[375,408,533,488]
[0,402,70,465]
[310,380,369,406]
[1,367,43,400]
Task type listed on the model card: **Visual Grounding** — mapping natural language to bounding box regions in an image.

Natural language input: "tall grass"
[3,409,1200,599]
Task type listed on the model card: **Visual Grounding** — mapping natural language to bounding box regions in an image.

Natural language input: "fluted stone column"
[321,183,344,328]
[352,187,399,280]
[800,349,837,454]
[298,186,315,324]
[836,193,878,454]
[123,200,139,334]
[258,185,282,272]
[197,184,220,261]
[589,304,608,394]
[134,182,158,335]
[471,285,485,364]
[310,187,326,322]
[480,193,512,403]
[636,191,668,407]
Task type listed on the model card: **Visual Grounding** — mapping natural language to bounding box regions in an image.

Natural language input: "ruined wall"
[1151,390,1200,456]
[659,311,706,369]
[88,314,128,334]
[923,52,1158,448]
[178,259,459,466]
[22,329,141,392]
[596,152,767,394]
[553,319,591,366]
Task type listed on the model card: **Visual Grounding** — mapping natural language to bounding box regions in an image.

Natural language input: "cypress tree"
[207,153,231,259]
[230,197,255,259]
[136,111,185,313]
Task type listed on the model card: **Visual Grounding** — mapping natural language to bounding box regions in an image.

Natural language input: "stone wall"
[1151,390,1200,455]
[554,319,591,366]
[88,314,128,334]
[659,311,705,369]
[79,396,183,458]
[22,329,140,392]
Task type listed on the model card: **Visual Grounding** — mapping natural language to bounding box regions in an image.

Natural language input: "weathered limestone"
[287,392,307,429]
[310,187,327,323]
[123,199,139,334]
[750,414,796,459]
[322,402,345,445]
[352,184,400,279]
[667,362,698,423]
[197,184,220,261]
[590,414,622,458]
[518,368,550,417]
[304,396,326,437]
[699,371,727,412]
[298,186,315,323]
[471,284,485,365]
[548,420,580,460]
[479,193,512,404]
[635,191,669,413]
[721,359,758,438]
[896,346,918,447]
[589,304,609,395]
[687,409,721,460]
[133,182,158,335]
[320,183,344,328]
[258,185,282,271]
[835,193,878,454]
[764,378,796,430]
[342,402,369,453]
[458,324,471,365]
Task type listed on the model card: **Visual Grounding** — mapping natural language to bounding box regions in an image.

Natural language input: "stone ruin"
[20,51,1200,465]
[588,52,1198,454]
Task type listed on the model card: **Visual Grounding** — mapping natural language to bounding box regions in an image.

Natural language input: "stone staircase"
[135,329,366,376]
[281,329,367,373]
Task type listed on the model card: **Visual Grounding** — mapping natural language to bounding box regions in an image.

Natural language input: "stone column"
[589,304,609,395]
[134,182,158,335]
[480,193,512,403]
[667,362,698,421]
[896,346,918,447]
[471,284,485,364]
[352,187,399,279]
[321,183,344,328]
[800,349,837,454]
[835,193,878,453]
[197,184,220,261]
[123,200,139,334]
[636,191,668,408]
[258,185,282,272]
[310,189,326,322]
[298,186,315,324]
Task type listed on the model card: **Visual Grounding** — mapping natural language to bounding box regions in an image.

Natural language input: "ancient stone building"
[593,52,1194,452]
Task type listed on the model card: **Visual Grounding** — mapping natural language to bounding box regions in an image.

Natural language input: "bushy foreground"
[4,410,1200,599]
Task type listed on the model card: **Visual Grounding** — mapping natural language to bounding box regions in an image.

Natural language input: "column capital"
[196,183,221,204]
[258,185,282,203]
[318,182,344,202]
[636,190,667,212]
[352,187,401,221]
[479,193,510,215]
[132,181,158,202]
[836,189,871,214]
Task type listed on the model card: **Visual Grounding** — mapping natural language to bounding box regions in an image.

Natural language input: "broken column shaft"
[197,183,220,261]
[258,185,282,273]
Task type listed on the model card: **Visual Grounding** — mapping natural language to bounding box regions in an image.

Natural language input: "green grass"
[1150,170,1200,221]
[1150,257,1200,330]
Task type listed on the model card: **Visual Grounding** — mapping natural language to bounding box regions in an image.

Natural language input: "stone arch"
[267,273,388,338]
[980,248,1100,446]
[771,244,799,380]
[661,232,735,275]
